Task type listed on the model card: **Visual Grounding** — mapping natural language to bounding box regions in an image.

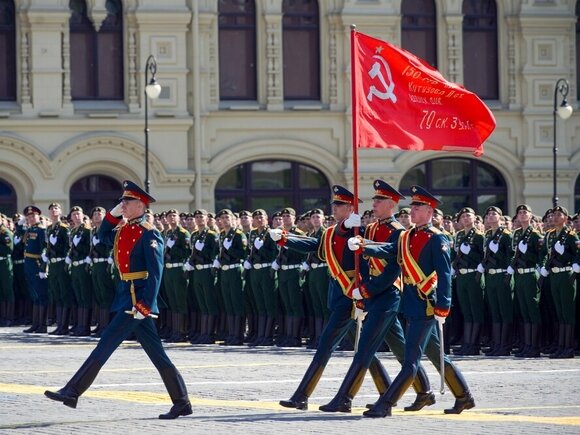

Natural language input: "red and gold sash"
[398,229,437,297]
[323,225,355,296]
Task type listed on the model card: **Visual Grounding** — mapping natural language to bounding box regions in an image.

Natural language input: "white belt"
[221,264,241,271]
[487,268,506,275]
[195,264,212,270]
[311,263,327,269]
[13,259,24,264]
[165,262,184,269]
[92,258,108,263]
[517,268,535,274]
[71,260,85,267]
[0,256,7,260]
[253,262,272,270]
[281,264,301,270]
[551,266,572,273]
[50,257,65,263]
[459,268,476,275]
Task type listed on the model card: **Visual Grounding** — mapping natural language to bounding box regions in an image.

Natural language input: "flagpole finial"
[351,24,356,31]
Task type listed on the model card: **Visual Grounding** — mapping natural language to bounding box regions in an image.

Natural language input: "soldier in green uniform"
[508,204,544,357]
[396,207,412,230]
[89,207,115,337]
[163,209,191,343]
[67,206,93,336]
[11,214,28,325]
[214,209,247,345]
[245,209,279,346]
[185,209,220,344]
[275,208,307,347]
[540,206,578,358]
[44,203,73,335]
[478,206,514,356]
[453,207,485,355]
[0,214,15,326]
[238,210,257,343]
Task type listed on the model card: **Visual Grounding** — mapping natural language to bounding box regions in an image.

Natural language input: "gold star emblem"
[376,46,384,54]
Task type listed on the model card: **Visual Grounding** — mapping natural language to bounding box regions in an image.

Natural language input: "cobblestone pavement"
[0,326,579,434]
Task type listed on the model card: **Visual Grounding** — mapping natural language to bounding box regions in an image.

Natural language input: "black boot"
[34,306,47,333]
[515,323,531,357]
[454,322,472,355]
[556,324,575,359]
[58,308,71,336]
[364,356,393,409]
[279,360,324,410]
[404,391,436,412]
[319,363,366,413]
[249,316,266,346]
[468,323,481,355]
[484,323,501,356]
[44,357,102,408]
[158,367,192,419]
[549,323,566,358]
[495,323,512,356]
[443,362,475,414]
[49,307,63,335]
[23,305,39,333]
[524,324,540,357]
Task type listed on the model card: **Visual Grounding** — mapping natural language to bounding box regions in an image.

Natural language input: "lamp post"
[144,55,162,193]
[552,78,573,208]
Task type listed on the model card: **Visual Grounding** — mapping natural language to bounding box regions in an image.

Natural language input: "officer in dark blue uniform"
[363,186,475,418]
[272,185,391,411]
[45,180,192,420]
[22,206,49,333]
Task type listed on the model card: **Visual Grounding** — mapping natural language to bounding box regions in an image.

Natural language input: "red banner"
[352,31,496,157]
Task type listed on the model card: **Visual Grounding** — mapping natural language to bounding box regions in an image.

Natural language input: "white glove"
[41,253,49,263]
[518,240,527,254]
[450,267,456,276]
[194,240,205,251]
[351,288,363,300]
[435,315,446,325]
[489,240,499,253]
[84,256,92,264]
[183,262,194,272]
[13,235,21,245]
[507,265,515,275]
[72,235,81,246]
[344,213,361,229]
[110,202,123,217]
[92,236,100,246]
[459,243,471,255]
[554,241,565,255]
[476,263,485,274]
[301,262,310,272]
[166,239,175,249]
[354,307,366,321]
[347,237,361,251]
[573,263,580,274]
[253,238,264,250]
[132,307,146,320]
[39,272,48,279]
[212,259,221,269]
[271,260,280,271]
[49,234,57,245]
[223,238,232,250]
[18,217,26,226]
[268,228,283,241]
[540,266,549,277]
[107,256,113,265]
[65,256,72,265]
[243,260,252,270]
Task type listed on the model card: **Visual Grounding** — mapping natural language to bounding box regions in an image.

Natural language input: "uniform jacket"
[46,221,70,259]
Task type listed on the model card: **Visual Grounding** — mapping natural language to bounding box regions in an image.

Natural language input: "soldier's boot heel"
[319,363,366,413]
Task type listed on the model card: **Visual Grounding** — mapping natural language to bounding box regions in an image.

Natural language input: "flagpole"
[350,24,360,289]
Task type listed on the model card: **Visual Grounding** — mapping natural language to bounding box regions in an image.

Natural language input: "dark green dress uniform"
[305,226,329,346]
[0,223,14,326]
[246,224,279,346]
[453,225,485,355]
[46,219,73,335]
[217,223,247,344]
[542,221,578,358]
[68,221,93,336]
[480,225,514,356]
[90,225,115,336]
[186,225,220,344]
[163,224,190,342]
[277,225,307,346]
[11,222,28,324]
[510,224,544,357]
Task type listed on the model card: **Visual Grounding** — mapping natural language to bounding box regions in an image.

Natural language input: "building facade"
[0,0,579,217]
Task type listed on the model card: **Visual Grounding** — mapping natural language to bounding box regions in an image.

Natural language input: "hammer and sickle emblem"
[367,55,397,103]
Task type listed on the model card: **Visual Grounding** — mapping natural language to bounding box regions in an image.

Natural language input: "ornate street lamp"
[552,78,573,208]
[144,55,162,193]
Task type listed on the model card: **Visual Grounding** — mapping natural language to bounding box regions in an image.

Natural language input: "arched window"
[576,1,580,97]
[0,178,16,216]
[462,0,498,100]
[0,0,16,101]
[400,158,507,215]
[282,0,320,100]
[218,0,257,100]
[401,0,437,68]
[69,175,122,212]
[69,0,124,100]
[215,160,330,215]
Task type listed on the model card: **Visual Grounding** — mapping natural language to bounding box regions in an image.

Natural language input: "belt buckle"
[459,269,466,275]
[254,264,262,269]
[221,265,227,271]
[195,264,203,270]
[552,267,559,273]
[488,269,495,275]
